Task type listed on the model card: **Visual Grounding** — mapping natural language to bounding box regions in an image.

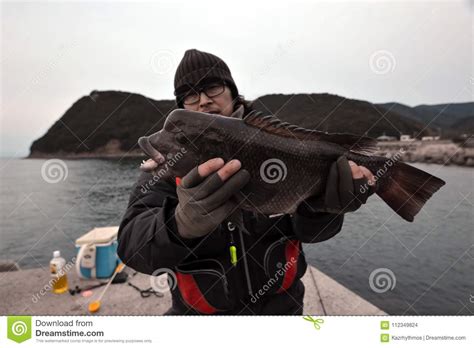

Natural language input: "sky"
[1,0,472,157]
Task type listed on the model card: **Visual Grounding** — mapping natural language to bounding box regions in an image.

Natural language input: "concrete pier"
[0,266,386,315]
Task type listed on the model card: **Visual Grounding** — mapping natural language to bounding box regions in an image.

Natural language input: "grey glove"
[174,165,250,239]
[299,156,377,215]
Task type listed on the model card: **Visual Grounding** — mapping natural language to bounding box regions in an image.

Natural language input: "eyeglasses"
[180,83,226,105]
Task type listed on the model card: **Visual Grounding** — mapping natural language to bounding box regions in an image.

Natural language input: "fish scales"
[138,109,445,222]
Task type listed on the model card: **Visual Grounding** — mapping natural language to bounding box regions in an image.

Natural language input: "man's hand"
[299,156,377,215]
[174,158,250,239]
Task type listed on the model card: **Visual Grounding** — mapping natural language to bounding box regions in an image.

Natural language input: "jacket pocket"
[263,236,306,294]
[175,258,233,314]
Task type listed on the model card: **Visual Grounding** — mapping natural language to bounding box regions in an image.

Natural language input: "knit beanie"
[174,49,238,107]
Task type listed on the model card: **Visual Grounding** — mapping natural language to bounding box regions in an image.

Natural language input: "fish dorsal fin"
[243,111,377,155]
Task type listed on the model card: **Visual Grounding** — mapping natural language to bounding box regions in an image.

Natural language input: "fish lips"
[138,136,166,171]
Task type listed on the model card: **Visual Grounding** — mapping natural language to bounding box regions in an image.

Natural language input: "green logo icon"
[381,333,390,343]
[7,316,32,343]
[302,315,324,330]
[381,320,390,330]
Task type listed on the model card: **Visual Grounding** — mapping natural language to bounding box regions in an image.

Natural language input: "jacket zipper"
[179,269,229,297]
[263,236,290,277]
[238,227,253,296]
[227,220,253,297]
[176,259,229,296]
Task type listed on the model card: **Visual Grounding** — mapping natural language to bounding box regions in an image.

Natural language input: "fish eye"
[175,132,188,144]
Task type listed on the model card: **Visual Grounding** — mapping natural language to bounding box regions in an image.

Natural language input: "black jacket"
[117,170,345,315]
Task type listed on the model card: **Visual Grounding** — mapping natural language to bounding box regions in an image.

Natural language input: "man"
[118,49,376,315]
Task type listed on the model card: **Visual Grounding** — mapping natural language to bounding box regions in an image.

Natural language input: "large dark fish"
[137,109,445,222]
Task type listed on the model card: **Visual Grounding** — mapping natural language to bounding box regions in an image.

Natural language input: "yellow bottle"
[50,250,68,294]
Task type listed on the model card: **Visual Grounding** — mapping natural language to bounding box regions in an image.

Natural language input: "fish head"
[138,109,227,179]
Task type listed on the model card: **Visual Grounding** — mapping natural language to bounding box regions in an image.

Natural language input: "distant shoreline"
[26,149,144,160]
[374,140,474,167]
[21,140,474,167]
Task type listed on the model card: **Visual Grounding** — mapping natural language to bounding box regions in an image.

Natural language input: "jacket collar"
[230,105,245,119]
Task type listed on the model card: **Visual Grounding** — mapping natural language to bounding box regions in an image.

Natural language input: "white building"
[421,136,440,141]
[400,135,414,142]
[377,135,397,141]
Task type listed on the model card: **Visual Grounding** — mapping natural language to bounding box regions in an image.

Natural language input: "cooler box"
[75,226,120,279]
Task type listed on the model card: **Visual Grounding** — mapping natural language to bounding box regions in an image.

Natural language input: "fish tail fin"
[376,162,445,222]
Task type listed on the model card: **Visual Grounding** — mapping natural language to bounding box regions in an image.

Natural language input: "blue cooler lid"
[76,226,118,245]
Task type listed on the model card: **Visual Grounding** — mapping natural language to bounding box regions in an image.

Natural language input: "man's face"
[182,83,234,117]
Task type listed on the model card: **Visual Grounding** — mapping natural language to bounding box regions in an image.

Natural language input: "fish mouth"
[138,136,166,172]
[140,158,160,171]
